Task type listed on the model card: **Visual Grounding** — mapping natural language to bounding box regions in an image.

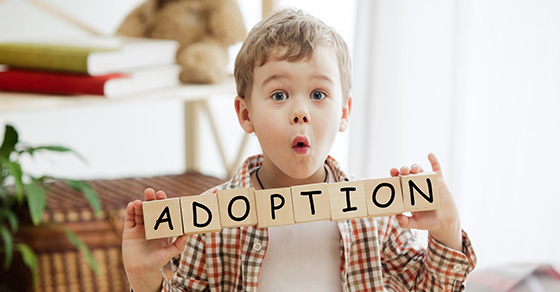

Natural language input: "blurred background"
[1,0,559,273]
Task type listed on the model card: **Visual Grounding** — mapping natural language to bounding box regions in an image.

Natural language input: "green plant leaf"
[1,157,24,202]
[0,225,13,269]
[15,244,37,287]
[25,181,47,226]
[0,209,18,232]
[22,145,88,164]
[0,125,18,159]
[65,180,102,216]
[62,226,101,275]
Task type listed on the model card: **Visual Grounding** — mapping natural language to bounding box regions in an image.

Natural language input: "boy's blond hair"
[234,8,352,100]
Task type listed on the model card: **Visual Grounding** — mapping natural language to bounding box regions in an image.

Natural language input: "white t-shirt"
[256,167,342,291]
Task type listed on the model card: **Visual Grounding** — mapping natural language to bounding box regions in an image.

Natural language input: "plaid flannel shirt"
[162,155,477,292]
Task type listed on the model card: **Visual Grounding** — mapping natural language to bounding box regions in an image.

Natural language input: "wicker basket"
[0,172,224,292]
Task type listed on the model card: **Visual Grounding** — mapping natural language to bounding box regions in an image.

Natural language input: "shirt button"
[253,241,262,251]
[453,263,463,272]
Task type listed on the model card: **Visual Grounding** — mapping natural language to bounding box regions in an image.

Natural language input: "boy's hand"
[122,188,188,292]
[390,153,463,252]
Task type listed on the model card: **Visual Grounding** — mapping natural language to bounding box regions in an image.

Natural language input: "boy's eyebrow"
[261,74,335,87]
[311,74,335,84]
[261,74,288,87]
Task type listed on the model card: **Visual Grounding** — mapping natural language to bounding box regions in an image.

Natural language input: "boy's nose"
[291,111,309,124]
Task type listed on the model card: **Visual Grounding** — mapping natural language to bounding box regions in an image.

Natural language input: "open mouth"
[292,136,310,154]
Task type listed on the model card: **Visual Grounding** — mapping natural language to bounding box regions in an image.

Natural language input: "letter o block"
[217,188,258,228]
[142,198,183,240]
[364,177,404,217]
[181,194,222,235]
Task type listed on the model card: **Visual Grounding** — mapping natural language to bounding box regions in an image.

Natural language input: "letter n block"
[217,188,258,228]
[328,181,367,221]
[255,187,295,228]
[364,177,404,217]
[400,172,439,212]
[291,183,331,223]
[181,194,222,235]
[142,198,183,240]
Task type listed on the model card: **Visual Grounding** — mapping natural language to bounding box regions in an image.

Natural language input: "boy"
[122,8,476,292]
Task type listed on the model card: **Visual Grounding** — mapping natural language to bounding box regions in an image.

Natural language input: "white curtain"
[350,0,560,268]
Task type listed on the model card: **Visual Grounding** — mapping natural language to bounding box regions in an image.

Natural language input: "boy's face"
[235,47,351,180]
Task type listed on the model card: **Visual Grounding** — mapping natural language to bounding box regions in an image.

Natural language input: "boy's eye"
[271,91,288,101]
[311,90,327,100]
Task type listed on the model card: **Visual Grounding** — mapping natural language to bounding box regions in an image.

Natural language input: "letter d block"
[400,172,439,212]
[143,198,183,240]
[255,187,295,228]
[217,188,258,228]
[328,181,367,221]
[181,194,222,235]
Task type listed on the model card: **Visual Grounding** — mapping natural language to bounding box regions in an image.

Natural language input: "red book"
[0,65,180,98]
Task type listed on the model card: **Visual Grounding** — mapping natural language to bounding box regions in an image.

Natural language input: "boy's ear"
[339,97,352,132]
[234,96,255,134]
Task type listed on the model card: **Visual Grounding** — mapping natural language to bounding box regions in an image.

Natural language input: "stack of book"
[0,36,181,98]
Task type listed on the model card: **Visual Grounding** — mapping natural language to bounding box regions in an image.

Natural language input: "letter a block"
[217,188,258,228]
[143,198,183,240]
[364,177,404,217]
[291,183,331,223]
[181,194,222,235]
[255,188,295,228]
[400,172,439,212]
[328,181,368,221]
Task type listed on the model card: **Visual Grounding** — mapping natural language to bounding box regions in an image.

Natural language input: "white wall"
[0,0,356,180]
[351,0,560,268]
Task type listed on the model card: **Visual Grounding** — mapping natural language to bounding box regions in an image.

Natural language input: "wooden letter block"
[400,172,439,212]
[181,194,222,234]
[364,177,404,217]
[142,198,183,240]
[217,188,258,228]
[254,187,295,228]
[328,181,368,221]
[291,183,331,223]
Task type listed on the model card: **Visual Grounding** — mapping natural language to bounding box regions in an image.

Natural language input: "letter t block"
[142,198,183,240]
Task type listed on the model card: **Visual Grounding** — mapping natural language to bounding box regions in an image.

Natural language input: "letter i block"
[255,187,295,228]
[400,172,439,212]
[328,181,368,221]
[181,194,222,235]
[217,188,258,228]
[142,198,183,240]
[291,183,331,223]
[364,177,405,217]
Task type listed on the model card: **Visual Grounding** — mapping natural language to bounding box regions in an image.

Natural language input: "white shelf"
[0,76,236,112]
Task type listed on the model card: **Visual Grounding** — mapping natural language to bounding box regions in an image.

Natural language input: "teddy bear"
[116,0,246,84]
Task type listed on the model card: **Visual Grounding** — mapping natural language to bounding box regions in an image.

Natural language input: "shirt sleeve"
[160,234,210,292]
[380,216,477,291]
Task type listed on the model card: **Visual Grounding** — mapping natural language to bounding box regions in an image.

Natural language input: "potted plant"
[0,124,102,287]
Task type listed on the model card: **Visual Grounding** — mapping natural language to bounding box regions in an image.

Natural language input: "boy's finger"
[396,214,420,230]
[428,153,443,177]
[156,190,168,200]
[400,166,410,175]
[133,200,144,224]
[145,188,156,201]
[124,202,137,229]
[410,164,424,174]
[390,168,400,177]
